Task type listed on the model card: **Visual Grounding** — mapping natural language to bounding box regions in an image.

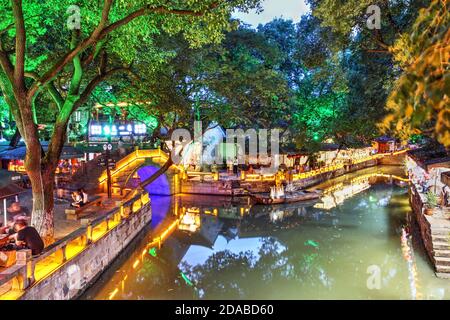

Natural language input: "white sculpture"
[270,185,285,199]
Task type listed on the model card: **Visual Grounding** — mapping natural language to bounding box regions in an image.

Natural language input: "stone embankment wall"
[20,204,152,300]
[409,184,450,278]
[378,152,406,166]
[181,159,379,195]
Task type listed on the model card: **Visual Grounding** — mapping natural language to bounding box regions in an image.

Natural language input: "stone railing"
[0,191,151,300]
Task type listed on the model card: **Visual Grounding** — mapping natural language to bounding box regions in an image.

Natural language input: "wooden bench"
[65,196,103,220]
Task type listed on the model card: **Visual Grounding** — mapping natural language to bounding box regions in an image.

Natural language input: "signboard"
[97,156,116,168]
[89,120,147,138]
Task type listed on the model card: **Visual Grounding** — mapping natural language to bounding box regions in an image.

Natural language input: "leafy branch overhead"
[381,0,450,147]
[0,0,263,239]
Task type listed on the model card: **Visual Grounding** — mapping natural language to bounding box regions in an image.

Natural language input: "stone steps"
[432,234,450,242]
[436,271,450,279]
[435,256,450,267]
[434,249,450,257]
[433,241,450,250]
[431,227,450,236]
[436,265,450,274]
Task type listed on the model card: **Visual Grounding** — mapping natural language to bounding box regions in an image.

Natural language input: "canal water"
[83,166,449,300]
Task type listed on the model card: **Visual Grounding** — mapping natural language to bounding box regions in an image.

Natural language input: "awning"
[0,170,26,199]
[0,184,26,199]
[0,144,84,160]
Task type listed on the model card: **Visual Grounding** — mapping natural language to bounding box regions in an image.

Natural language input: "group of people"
[0,202,44,256]
[71,188,89,208]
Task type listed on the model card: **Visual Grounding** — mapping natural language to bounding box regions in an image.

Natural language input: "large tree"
[381,0,449,146]
[0,0,261,241]
[307,0,450,146]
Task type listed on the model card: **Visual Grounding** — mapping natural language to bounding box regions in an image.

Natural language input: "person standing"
[80,188,89,206]
[442,185,450,207]
[227,158,233,175]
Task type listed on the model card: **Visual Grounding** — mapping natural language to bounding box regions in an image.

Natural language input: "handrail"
[0,190,151,299]
[99,148,403,186]
[98,149,184,184]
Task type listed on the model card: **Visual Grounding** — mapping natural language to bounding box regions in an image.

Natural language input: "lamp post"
[101,143,113,199]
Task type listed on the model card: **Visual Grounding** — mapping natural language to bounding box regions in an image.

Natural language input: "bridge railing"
[0,191,151,300]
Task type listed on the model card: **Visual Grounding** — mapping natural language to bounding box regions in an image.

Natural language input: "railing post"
[28,260,36,286]
[87,224,93,244]
[120,204,126,219]
[16,250,31,289]
[60,245,67,264]
[115,211,121,223]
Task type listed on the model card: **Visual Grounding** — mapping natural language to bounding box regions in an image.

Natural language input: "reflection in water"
[313,172,409,210]
[84,166,449,300]
[400,228,422,300]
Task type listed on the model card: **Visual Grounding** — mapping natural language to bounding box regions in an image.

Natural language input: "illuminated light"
[132,259,140,269]
[134,123,147,134]
[91,125,102,135]
[103,125,111,135]
[160,220,178,240]
[180,272,193,286]
[148,248,157,257]
[98,150,184,184]
[119,125,125,130]
[127,124,133,132]
[109,288,119,300]
[304,240,319,248]
[111,125,118,135]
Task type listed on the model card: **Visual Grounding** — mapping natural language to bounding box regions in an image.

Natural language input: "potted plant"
[425,191,439,215]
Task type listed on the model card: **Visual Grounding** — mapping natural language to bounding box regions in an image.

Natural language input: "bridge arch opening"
[137,166,171,196]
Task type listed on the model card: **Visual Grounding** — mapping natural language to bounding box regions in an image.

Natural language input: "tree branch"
[27,1,220,101]
[27,0,114,100]
[11,0,26,90]
[73,67,135,111]
[99,2,219,38]
[68,30,83,96]
[0,50,14,82]
[25,71,64,110]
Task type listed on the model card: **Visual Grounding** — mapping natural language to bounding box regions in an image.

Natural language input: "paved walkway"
[14,190,123,240]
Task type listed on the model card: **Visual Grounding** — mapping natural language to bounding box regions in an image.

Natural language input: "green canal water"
[83,166,449,300]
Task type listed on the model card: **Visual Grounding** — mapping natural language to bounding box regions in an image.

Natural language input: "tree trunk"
[29,167,56,245]
[16,95,57,243]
